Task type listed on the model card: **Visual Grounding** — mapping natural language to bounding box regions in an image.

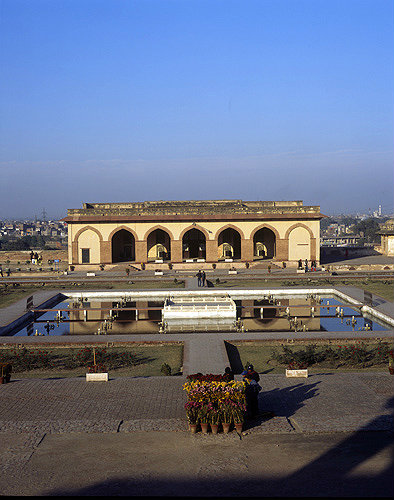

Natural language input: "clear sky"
[0,0,393,219]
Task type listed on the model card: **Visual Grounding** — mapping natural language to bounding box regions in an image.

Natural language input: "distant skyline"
[1,0,393,219]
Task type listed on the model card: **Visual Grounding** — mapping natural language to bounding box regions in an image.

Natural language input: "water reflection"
[10,296,389,337]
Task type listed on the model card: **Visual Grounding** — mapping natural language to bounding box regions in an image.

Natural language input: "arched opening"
[288,226,311,261]
[218,228,241,260]
[111,229,135,263]
[182,228,206,260]
[253,228,276,259]
[147,229,171,261]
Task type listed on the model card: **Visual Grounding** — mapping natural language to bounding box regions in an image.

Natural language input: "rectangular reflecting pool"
[4,290,392,336]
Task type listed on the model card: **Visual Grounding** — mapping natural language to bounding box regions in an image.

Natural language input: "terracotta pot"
[0,377,4,385]
[189,424,197,434]
[222,422,231,434]
[389,366,394,375]
[200,422,209,434]
[234,422,243,433]
[210,423,218,435]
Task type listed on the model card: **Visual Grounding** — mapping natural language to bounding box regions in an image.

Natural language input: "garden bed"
[0,343,184,378]
[229,339,394,374]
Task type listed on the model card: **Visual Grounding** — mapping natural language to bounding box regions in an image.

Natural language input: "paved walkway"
[0,372,392,496]
[0,373,392,434]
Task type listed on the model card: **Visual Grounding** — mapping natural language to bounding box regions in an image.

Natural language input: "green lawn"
[0,343,184,378]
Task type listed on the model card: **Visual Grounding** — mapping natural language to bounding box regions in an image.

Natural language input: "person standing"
[298,259,302,269]
[196,270,202,287]
[201,270,206,287]
[223,366,234,381]
[304,259,309,272]
[242,364,261,418]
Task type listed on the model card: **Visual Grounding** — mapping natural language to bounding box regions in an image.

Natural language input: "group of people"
[222,364,261,418]
[196,270,206,287]
[30,251,42,265]
[298,258,317,272]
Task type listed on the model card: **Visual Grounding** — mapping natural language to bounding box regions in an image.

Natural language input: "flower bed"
[183,373,248,434]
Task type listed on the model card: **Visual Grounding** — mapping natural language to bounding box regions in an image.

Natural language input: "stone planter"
[286,369,308,378]
[228,270,237,275]
[200,423,209,434]
[221,422,231,434]
[86,372,108,382]
[154,271,163,276]
[234,422,243,433]
[210,423,219,435]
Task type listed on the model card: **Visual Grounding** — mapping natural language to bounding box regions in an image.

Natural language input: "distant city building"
[64,200,325,268]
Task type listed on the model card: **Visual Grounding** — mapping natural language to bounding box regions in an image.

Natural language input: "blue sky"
[0,0,393,219]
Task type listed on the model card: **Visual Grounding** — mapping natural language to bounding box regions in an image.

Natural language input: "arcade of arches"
[69,221,320,266]
[66,200,323,268]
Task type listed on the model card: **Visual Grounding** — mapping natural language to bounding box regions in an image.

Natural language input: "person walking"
[201,270,206,287]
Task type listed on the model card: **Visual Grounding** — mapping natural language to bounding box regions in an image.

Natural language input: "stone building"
[64,200,324,269]
[378,219,394,256]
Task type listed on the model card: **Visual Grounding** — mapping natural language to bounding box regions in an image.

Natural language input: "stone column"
[71,241,78,264]
[241,300,254,318]
[275,238,289,261]
[136,301,149,320]
[171,240,183,263]
[135,240,148,264]
[206,240,218,262]
[100,241,111,264]
[241,239,254,262]
[310,238,317,261]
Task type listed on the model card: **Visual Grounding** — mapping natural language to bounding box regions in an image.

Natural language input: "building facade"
[379,219,394,256]
[64,200,324,268]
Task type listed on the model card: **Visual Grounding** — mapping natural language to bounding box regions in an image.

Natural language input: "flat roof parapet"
[67,200,322,219]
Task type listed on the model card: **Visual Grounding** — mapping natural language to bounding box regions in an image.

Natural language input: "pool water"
[7,294,389,337]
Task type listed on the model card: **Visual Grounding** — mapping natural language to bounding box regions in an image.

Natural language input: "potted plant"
[220,401,233,434]
[198,404,212,434]
[286,361,308,378]
[212,263,216,269]
[185,401,200,433]
[209,406,220,434]
[232,401,246,434]
[389,350,394,375]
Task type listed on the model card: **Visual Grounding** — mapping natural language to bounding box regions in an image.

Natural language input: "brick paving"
[0,373,392,435]
[0,372,392,494]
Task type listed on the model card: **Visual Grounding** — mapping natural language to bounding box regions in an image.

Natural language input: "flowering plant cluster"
[87,363,107,373]
[287,361,308,370]
[187,373,228,382]
[183,376,248,425]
